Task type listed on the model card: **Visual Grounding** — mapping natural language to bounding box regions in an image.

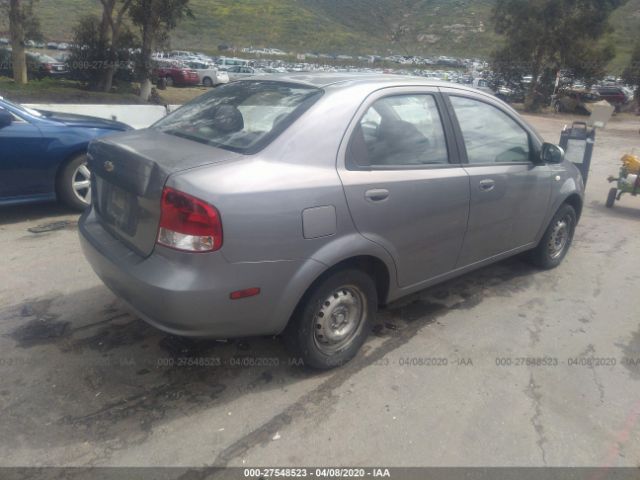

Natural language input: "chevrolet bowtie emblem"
[104,161,114,172]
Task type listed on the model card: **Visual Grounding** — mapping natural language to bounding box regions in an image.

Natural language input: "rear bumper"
[79,207,307,338]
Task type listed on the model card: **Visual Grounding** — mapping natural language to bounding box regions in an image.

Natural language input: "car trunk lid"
[88,129,242,257]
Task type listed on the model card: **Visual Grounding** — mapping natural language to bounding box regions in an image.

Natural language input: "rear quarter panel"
[167,86,371,264]
[166,85,398,326]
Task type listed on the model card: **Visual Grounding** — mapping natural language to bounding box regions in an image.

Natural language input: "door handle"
[478,179,495,192]
[364,188,390,202]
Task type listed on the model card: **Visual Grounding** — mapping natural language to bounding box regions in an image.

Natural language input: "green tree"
[129,0,192,101]
[622,41,640,108]
[67,14,136,90]
[95,0,134,91]
[491,0,625,111]
[0,0,42,84]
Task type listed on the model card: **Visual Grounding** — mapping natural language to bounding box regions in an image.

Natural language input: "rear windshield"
[153,81,322,154]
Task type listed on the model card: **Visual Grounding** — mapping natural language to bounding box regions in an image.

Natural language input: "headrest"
[379,119,417,142]
[211,104,244,133]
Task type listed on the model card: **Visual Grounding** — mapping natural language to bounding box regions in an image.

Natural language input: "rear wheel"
[284,269,376,370]
[165,76,174,87]
[57,153,91,211]
[606,187,617,208]
[203,77,213,87]
[527,204,577,269]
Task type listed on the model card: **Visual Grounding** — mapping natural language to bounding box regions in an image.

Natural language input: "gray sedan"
[79,75,584,369]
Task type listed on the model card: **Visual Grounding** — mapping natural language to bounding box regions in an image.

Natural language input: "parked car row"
[593,85,631,110]
[185,61,229,87]
[47,42,70,51]
[553,89,602,114]
[153,59,229,87]
[553,85,632,114]
[471,78,525,104]
[0,48,68,80]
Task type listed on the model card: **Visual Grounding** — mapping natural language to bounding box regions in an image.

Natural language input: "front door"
[444,93,552,267]
[0,107,47,200]
[338,89,470,288]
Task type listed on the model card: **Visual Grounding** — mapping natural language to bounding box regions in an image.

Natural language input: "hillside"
[5,0,640,69]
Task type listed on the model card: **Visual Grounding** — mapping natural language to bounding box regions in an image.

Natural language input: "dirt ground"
[0,112,639,472]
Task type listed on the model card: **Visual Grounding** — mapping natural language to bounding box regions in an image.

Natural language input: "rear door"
[442,90,552,267]
[338,87,470,288]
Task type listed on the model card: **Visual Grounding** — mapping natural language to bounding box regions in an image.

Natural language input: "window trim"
[443,92,538,167]
[345,91,458,171]
[0,106,29,124]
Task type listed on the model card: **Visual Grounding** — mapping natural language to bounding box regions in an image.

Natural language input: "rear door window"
[347,94,449,168]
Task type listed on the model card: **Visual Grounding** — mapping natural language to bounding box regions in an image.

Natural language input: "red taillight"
[157,187,222,252]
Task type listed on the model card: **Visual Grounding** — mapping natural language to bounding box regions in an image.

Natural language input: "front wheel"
[165,76,174,87]
[527,204,577,269]
[283,269,377,370]
[57,153,91,211]
[202,77,213,87]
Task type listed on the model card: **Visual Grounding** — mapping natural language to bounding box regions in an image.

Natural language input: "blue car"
[0,97,132,210]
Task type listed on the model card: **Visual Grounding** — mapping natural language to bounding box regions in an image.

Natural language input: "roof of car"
[249,72,474,91]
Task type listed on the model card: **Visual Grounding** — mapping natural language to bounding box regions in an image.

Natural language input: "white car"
[186,61,229,87]
[216,57,249,70]
[226,65,264,82]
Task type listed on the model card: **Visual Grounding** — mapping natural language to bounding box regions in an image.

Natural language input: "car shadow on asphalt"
[0,256,539,453]
[0,202,80,226]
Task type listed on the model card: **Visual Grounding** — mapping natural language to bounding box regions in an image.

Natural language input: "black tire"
[165,76,174,87]
[527,204,577,270]
[606,187,617,208]
[57,153,91,211]
[283,268,377,370]
[203,77,213,87]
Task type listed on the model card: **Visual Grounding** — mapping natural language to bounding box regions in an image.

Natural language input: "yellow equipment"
[621,154,640,174]
[607,153,640,207]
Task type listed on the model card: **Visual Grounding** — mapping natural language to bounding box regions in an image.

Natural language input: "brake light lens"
[157,187,222,252]
[230,287,261,300]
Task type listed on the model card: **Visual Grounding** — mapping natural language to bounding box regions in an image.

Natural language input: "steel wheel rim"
[72,162,91,205]
[548,214,572,259]
[313,285,366,355]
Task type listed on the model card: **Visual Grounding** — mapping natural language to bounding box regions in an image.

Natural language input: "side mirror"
[541,142,564,164]
[0,110,13,129]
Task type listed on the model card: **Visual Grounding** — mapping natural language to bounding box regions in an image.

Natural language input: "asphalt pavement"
[0,112,639,470]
